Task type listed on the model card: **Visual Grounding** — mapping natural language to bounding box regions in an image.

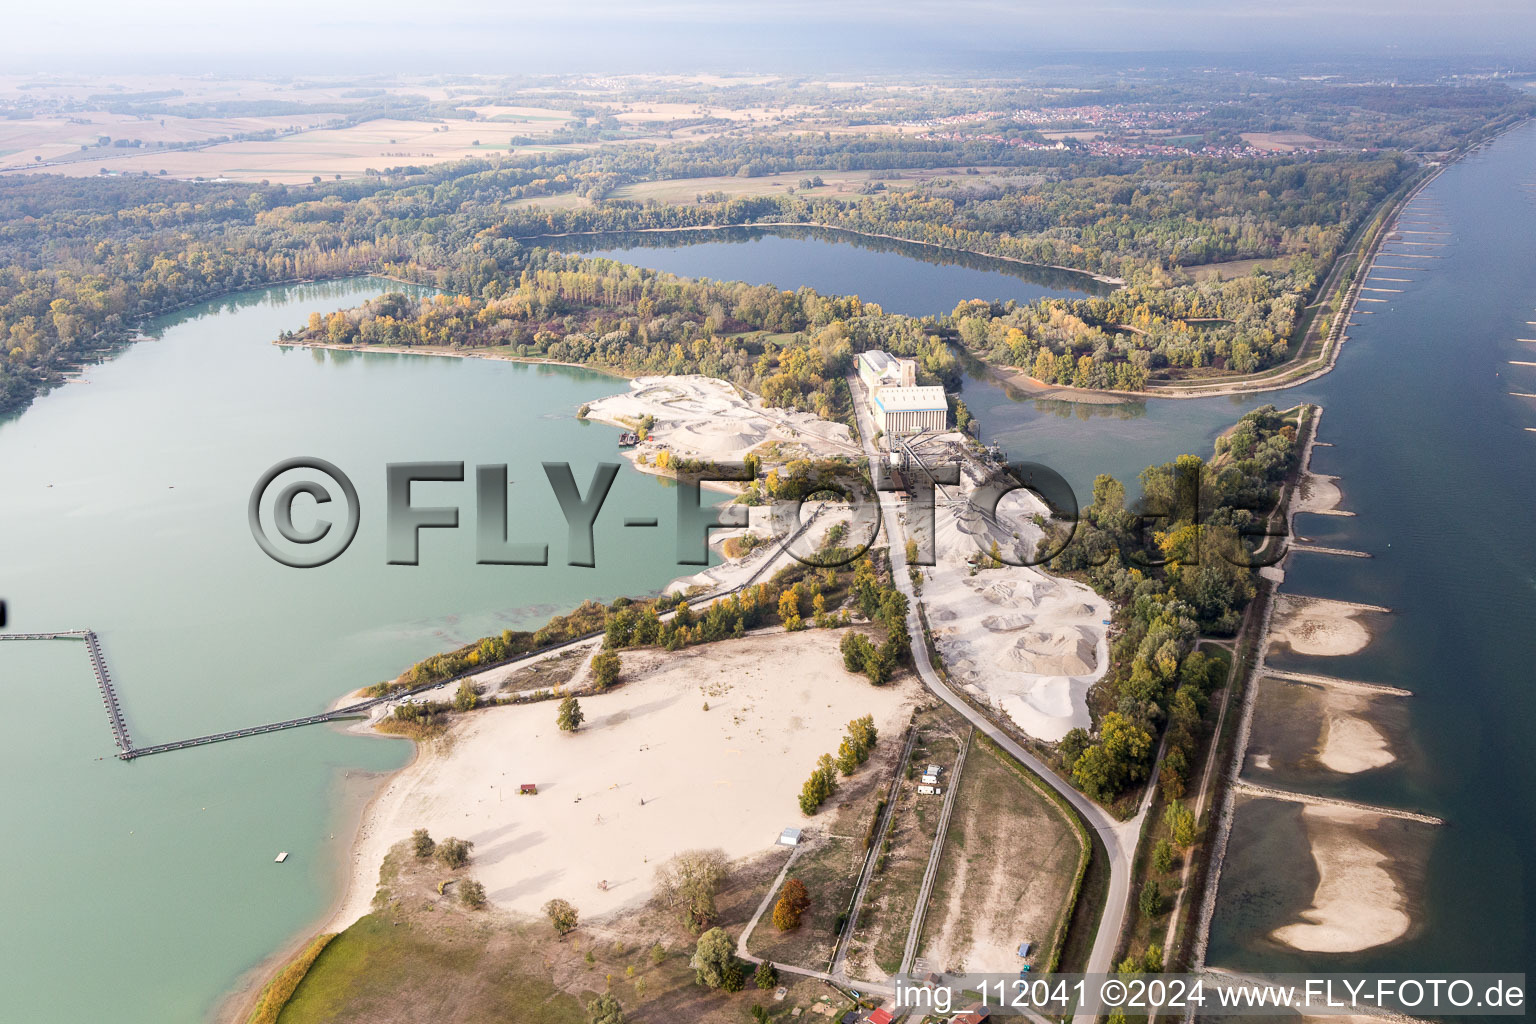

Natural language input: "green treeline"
[0,81,1521,415]
[290,254,960,419]
[488,153,1410,278]
[1046,405,1302,803]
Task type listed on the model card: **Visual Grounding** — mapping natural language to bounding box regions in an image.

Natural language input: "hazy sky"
[6,1,1536,72]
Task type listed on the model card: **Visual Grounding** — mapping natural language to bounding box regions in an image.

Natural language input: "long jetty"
[1,625,607,761]
[2,506,823,762]
[1264,668,1413,697]
[0,629,132,753]
[1232,781,1445,825]
[84,631,133,752]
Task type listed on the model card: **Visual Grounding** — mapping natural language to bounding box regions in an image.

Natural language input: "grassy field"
[491,645,588,694]
[914,737,1084,975]
[844,705,969,979]
[272,840,836,1024]
[508,192,592,211]
[1180,256,1293,283]
[607,165,1013,206]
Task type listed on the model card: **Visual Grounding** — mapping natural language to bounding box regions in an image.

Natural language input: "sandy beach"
[1268,594,1378,657]
[1292,469,1347,516]
[326,630,920,931]
[1316,693,1396,774]
[1270,805,1411,953]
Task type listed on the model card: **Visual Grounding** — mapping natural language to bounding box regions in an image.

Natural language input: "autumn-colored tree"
[435,837,474,869]
[772,878,811,931]
[544,898,579,935]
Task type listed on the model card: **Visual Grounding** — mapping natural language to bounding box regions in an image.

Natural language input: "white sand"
[329,630,919,929]
[1271,806,1410,953]
[915,465,1110,741]
[1316,695,1395,774]
[665,501,855,598]
[1269,595,1374,657]
[585,375,856,464]
[1292,471,1346,515]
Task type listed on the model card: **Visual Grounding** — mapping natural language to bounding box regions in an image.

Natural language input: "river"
[0,126,1530,1020]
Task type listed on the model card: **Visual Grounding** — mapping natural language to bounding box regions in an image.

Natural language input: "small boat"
[274,852,289,863]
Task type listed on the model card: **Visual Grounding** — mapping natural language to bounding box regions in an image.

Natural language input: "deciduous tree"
[558,695,585,732]
[544,898,579,936]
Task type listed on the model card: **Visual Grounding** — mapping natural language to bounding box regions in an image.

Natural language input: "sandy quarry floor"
[1270,805,1411,953]
[915,464,1110,741]
[585,375,857,464]
[330,630,919,930]
[1268,595,1376,657]
[665,500,855,597]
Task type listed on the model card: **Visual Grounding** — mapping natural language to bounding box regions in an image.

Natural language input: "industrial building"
[857,350,948,435]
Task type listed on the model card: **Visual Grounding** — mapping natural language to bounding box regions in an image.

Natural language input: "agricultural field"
[1240,131,1346,151]
[914,738,1085,975]
[7,115,578,183]
[0,111,342,173]
[843,705,971,980]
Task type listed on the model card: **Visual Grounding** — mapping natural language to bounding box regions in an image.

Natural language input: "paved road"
[848,377,1147,1015]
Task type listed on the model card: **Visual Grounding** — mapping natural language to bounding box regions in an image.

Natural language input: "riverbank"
[213,760,411,1024]
[1189,405,1426,966]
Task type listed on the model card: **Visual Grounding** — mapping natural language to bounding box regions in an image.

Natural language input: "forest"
[0,77,1528,413]
[286,255,960,420]
[1044,405,1302,804]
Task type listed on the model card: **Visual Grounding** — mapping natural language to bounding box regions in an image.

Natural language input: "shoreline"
[211,754,412,1024]
[319,629,922,928]
[221,427,786,1016]
[278,166,1432,409]
[1188,403,1323,968]
[274,338,632,379]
